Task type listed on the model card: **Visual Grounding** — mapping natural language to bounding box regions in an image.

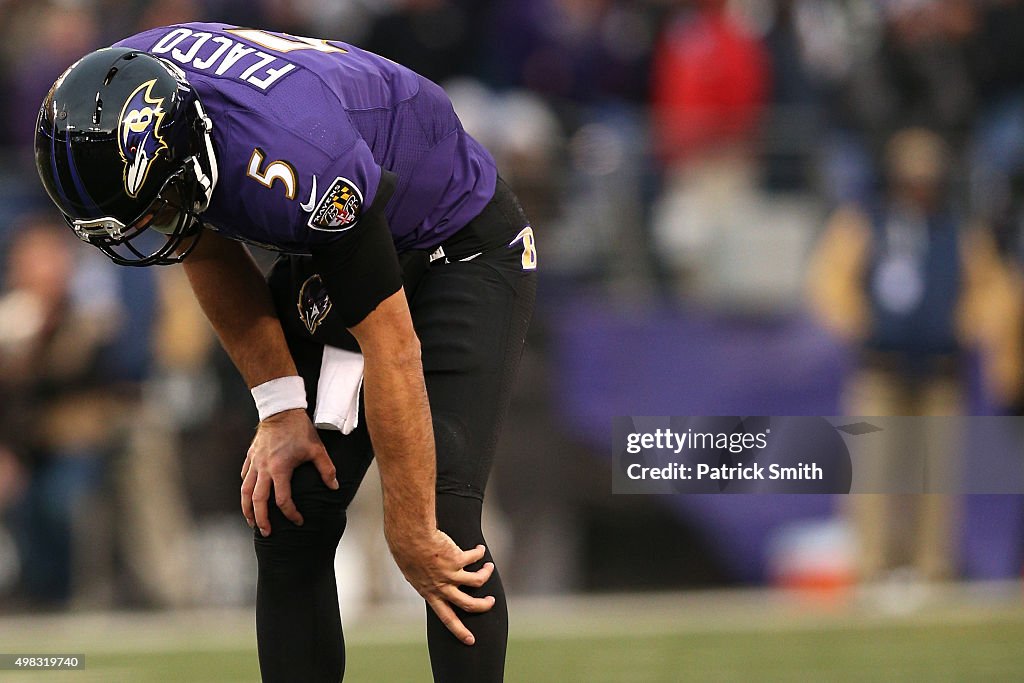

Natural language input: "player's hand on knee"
[390,530,495,645]
[241,408,339,536]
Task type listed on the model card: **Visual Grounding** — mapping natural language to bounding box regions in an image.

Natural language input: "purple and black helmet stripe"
[64,130,100,214]
[48,118,74,210]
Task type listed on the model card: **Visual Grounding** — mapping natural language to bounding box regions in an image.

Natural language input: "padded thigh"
[410,244,537,499]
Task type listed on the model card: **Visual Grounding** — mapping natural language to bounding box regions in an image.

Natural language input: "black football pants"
[255,180,536,682]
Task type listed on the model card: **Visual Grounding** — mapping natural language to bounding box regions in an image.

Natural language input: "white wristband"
[251,376,307,422]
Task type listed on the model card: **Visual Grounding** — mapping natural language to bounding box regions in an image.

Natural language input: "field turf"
[2,586,1022,681]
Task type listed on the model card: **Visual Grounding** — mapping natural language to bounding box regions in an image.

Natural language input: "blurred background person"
[649,0,771,298]
[0,216,125,608]
[806,127,1023,586]
[969,0,1024,415]
[0,213,207,610]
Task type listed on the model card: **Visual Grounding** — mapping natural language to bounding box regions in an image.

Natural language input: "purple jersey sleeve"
[113,23,497,254]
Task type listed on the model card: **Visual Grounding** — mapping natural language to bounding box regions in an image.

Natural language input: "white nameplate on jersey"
[151,28,297,92]
[307,177,363,232]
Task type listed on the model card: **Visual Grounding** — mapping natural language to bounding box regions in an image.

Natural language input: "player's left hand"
[241,408,339,535]
[388,530,495,646]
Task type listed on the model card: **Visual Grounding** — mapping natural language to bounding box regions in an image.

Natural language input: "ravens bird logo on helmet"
[118,79,168,197]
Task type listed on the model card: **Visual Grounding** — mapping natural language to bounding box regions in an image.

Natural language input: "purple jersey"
[113,23,497,253]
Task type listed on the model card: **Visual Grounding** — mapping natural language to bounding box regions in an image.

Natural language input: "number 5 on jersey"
[510,227,537,271]
[247,148,297,199]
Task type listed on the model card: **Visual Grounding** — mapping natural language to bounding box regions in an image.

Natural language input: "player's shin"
[254,496,347,682]
[426,493,508,682]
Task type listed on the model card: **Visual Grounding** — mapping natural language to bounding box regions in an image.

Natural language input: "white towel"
[314,345,364,434]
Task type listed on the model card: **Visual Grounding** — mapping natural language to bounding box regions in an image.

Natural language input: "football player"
[35,22,537,682]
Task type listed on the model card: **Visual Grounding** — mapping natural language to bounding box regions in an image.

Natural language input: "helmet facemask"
[68,99,218,267]
[70,162,198,265]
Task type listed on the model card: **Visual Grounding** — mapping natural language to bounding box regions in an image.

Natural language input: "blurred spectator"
[647,0,770,297]
[0,217,124,607]
[968,1,1024,381]
[843,0,977,140]
[806,128,1023,583]
[650,0,769,166]
[793,0,976,206]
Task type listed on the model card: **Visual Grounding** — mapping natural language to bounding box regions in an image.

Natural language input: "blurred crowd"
[1,0,1023,610]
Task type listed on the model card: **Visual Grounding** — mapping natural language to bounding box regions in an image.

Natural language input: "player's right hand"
[387,529,495,646]
[241,408,339,536]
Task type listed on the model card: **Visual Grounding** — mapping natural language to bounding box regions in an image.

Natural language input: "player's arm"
[181,230,295,385]
[310,186,494,646]
[348,289,495,645]
[180,230,339,534]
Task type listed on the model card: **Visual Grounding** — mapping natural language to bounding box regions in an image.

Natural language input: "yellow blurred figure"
[807,128,1023,583]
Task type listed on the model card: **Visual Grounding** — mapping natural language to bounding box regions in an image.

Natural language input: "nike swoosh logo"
[300,175,318,212]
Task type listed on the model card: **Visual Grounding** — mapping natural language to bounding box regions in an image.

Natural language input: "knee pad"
[435,493,486,567]
[432,413,479,496]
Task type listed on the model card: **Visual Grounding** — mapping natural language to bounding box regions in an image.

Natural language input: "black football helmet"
[35,48,218,266]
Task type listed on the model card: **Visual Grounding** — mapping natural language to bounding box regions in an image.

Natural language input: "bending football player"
[35,23,537,682]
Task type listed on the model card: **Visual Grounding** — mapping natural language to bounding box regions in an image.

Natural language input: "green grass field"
[3,586,1023,682]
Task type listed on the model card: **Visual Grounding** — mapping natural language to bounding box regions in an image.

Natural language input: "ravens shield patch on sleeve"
[307,176,362,232]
